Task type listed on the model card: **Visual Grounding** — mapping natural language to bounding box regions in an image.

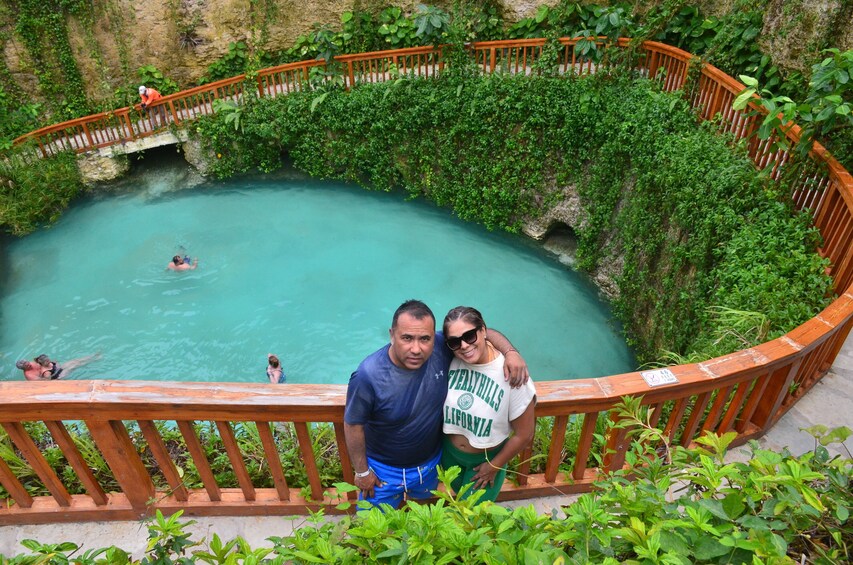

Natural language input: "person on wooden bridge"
[139,85,166,126]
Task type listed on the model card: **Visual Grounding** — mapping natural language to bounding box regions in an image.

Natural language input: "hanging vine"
[102,0,134,94]
[71,0,115,105]
[247,0,278,74]
[10,0,90,118]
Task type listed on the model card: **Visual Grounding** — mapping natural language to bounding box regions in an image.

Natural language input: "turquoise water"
[0,153,635,384]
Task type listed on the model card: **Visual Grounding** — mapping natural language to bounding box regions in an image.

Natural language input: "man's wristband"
[505,348,518,355]
[354,468,373,478]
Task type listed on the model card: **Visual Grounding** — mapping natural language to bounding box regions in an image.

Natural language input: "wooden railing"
[2,38,852,524]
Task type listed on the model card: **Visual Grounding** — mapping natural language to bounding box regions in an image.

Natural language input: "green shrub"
[0,146,84,236]
[137,65,179,96]
[199,42,250,85]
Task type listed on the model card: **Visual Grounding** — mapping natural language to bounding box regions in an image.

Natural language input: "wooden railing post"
[168,101,180,125]
[2,422,72,507]
[750,360,802,430]
[544,415,569,483]
[0,456,33,509]
[602,411,630,473]
[572,412,599,481]
[122,111,135,142]
[87,420,155,510]
[294,422,324,502]
[81,122,94,149]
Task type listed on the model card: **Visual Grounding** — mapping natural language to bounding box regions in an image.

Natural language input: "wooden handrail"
[1,38,852,524]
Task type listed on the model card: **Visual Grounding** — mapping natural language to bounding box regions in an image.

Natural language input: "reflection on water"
[0,150,635,384]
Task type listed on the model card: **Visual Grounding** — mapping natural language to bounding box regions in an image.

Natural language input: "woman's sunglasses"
[446,327,480,351]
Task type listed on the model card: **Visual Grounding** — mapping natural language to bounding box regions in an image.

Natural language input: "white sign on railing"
[640,368,679,387]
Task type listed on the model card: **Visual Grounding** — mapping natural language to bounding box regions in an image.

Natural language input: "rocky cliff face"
[2,0,850,107]
[3,0,455,103]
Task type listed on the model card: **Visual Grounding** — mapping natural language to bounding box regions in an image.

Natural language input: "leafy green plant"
[11,0,90,119]
[413,4,450,46]
[199,42,250,85]
[211,99,243,132]
[137,65,179,96]
[450,0,504,42]
[0,86,41,147]
[506,4,550,39]
[141,510,198,564]
[735,48,853,170]
[377,6,418,49]
[0,145,84,236]
[339,10,382,54]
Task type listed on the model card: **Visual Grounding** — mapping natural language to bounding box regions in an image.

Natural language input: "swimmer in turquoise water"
[16,353,101,381]
[267,354,286,384]
[168,254,198,271]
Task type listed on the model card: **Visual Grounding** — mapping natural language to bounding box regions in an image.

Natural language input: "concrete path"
[1,334,851,558]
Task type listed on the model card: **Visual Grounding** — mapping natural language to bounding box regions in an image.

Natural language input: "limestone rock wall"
[2,1,849,108]
[3,0,437,104]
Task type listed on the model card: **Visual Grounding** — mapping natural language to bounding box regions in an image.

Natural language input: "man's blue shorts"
[362,451,441,509]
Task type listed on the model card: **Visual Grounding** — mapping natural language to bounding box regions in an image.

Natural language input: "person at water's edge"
[343,299,529,508]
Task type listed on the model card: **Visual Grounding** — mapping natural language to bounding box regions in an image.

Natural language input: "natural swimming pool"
[0,152,635,384]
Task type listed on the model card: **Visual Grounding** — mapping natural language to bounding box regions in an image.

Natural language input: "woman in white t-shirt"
[441,306,536,502]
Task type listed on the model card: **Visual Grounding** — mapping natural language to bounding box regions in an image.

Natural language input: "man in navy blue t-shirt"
[344,300,528,508]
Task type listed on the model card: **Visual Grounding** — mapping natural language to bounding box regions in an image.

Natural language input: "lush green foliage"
[193,70,832,363]
[190,0,851,171]
[137,65,179,96]
[5,411,850,563]
[588,109,834,358]
[0,86,41,148]
[736,48,853,170]
[0,146,84,235]
[200,42,250,85]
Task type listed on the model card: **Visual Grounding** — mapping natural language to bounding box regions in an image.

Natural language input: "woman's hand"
[471,461,500,490]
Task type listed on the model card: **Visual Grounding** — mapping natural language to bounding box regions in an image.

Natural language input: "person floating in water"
[267,354,286,384]
[168,254,198,271]
[16,353,102,381]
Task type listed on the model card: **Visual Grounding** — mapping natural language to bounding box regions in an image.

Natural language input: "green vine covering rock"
[10,0,90,119]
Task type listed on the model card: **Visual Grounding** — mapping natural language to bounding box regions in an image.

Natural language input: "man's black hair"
[392,299,435,328]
